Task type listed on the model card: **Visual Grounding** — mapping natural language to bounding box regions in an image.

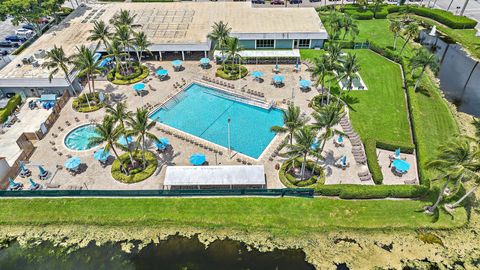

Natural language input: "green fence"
[0,188,314,198]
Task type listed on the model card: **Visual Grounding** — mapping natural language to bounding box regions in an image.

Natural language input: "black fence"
[0,188,314,198]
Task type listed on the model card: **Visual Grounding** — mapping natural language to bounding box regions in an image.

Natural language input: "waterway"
[420,30,480,117]
[0,235,315,270]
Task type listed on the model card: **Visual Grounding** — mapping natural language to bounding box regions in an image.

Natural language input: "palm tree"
[127,108,158,169]
[88,20,112,49]
[326,42,343,70]
[89,117,126,173]
[271,105,308,145]
[111,9,136,26]
[310,103,345,174]
[409,48,439,92]
[224,37,243,78]
[132,31,152,66]
[106,102,131,129]
[389,20,402,50]
[72,45,102,94]
[399,22,419,55]
[208,21,232,59]
[339,53,361,92]
[106,38,128,75]
[115,24,133,71]
[372,0,384,17]
[310,55,330,105]
[342,15,359,40]
[281,126,318,181]
[425,137,480,214]
[326,12,344,40]
[41,45,77,96]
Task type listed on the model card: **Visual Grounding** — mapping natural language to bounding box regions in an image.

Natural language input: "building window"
[298,39,310,48]
[256,39,274,48]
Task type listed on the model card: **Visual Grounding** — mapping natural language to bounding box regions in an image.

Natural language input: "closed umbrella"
[65,156,81,170]
[189,153,206,166]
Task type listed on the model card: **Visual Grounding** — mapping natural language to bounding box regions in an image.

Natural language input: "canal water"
[0,235,315,270]
[420,30,480,117]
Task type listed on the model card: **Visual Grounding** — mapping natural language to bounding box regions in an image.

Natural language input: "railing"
[0,188,314,198]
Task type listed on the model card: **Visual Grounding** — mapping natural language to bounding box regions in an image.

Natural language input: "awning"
[214,49,300,59]
[164,165,265,186]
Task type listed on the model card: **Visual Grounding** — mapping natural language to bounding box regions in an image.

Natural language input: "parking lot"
[0,18,18,56]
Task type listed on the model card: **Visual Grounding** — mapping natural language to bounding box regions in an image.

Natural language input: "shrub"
[315,184,428,199]
[344,8,374,20]
[0,94,22,123]
[369,42,404,65]
[408,7,477,29]
[376,139,415,154]
[111,151,158,183]
[386,5,402,14]
[364,138,384,184]
[108,65,149,85]
[324,40,355,49]
[72,92,106,113]
[216,64,248,80]
[279,158,325,188]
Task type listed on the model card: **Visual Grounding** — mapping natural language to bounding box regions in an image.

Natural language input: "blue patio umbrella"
[273,75,285,83]
[310,139,319,150]
[156,69,168,76]
[132,83,145,92]
[337,135,344,143]
[251,71,264,78]
[117,135,133,146]
[299,79,311,88]
[393,159,410,173]
[200,57,210,65]
[93,148,110,162]
[65,156,81,170]
[189,153,206,166]
[19,162,28,172]
[275,63,279,70]
[157,137,169,146]
[394,148,401,158]
[172,59,183,67]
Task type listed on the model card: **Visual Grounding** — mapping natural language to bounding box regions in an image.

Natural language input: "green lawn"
[301,49,411,145]
[0,198,466,235]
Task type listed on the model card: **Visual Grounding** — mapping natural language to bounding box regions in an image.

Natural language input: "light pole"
[227,118,231,155]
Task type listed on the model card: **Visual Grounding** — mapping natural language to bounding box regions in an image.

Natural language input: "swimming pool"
[64,124,100,151]
[149,83,284,159]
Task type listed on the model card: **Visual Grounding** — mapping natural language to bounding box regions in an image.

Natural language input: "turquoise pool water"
[64,124,99,151]
[149,83,284,159]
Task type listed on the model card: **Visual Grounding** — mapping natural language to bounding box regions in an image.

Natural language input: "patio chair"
[404,179,417,185]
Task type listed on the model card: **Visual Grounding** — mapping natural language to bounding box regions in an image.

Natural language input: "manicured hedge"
[111,151,158,183]
[108,65,149,85]
[344,8,374,20]
[279,158,325,188]
[376,139,415,154]
[72,92,106,113]
[0,94,21,123]
[216,64,248,80]
[316,184,428,199]
[408,7,477,29]
[369,42,404,64]
[364,138,383,184]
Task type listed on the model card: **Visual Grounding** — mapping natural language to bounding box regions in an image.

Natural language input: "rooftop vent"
[34,49,46,59]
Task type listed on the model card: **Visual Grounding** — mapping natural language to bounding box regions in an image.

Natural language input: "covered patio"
[214,49,301,65]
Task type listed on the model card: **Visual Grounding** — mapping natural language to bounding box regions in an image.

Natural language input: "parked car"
[309,0,321,2]
[270,0,285,4]
[15,28,34,37]
[289,0,302,3]
[1,50,8,56]
[5,35,27,43]
[0,41,19,48]
[252,0,265,3]
[21,24,35,30]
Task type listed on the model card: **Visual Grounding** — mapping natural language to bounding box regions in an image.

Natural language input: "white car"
[15,28,34,38]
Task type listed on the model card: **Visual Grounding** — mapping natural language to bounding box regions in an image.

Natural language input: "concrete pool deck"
[11,60,402,189]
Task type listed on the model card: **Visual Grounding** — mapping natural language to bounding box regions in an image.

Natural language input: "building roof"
[164,165,265,186]
[0,2,326,82]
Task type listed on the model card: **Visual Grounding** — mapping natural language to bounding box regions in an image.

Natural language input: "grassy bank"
[0,198,466,235]
[301,49,411,145]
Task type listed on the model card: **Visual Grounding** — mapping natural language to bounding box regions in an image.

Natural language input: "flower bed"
[279,158,324,188]
[111,151,158,183]
[72,92,107,113]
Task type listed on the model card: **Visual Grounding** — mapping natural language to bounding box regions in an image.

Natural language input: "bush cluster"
[0,94,21,123]
[279,158,325,188]
[216,64,248,80]
[408,6,477,29]
[111,151,158,183]
[72,92,106,113]
[364,138,384,184]
[108,65,149,85]
[316,184,428,199]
